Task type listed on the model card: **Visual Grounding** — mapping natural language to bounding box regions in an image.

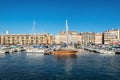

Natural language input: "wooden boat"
[52,20,78,55]
[52,49,78,54]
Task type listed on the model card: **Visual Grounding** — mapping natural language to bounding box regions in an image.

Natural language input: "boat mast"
[66,19,69,45]
[32,20,35,35]
[32,20,36,45]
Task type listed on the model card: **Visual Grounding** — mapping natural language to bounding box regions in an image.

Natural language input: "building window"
[26,36,29,39]
[21,37,24,39]
[17,37,19,39]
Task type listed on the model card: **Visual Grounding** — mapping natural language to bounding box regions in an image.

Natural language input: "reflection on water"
[53,54,77,75]
[0,52,120,80]
[64,55,74,75]
[0,54,6,58]
[53,54,77,59]
[26,53,44,58]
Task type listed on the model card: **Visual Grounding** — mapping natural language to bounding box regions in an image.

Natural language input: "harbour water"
[0,51,120,80]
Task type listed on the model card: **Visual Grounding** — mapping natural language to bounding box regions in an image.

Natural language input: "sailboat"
[52,20,78,54]
[26,21,49,53]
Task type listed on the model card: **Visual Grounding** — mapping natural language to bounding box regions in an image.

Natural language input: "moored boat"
[26,45,50,53]
[52,49,78,54]
[26,48,48,53]
[0,49,6,54]
[52,20,78,55]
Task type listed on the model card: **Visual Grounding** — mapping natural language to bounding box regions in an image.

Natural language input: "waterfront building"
[95,33,104,45]
[0,33,54,45]
[0,35,5,45]
[80,32,95,45]
[48,34,55,44]
[55,31,82,44]
[104,29,120,45]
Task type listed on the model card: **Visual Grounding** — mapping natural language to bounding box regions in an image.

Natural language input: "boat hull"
[26,49,47,53]
[0,50,6,54]
[52,50,78,54]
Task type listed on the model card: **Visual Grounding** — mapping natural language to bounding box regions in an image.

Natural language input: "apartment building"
[80,32,95,45]
[95,33,104,45]
[55,31,82,44]
[0,33,54,45]
[104,29,120,44]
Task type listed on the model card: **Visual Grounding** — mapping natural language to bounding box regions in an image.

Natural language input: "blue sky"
[0,0,120,35]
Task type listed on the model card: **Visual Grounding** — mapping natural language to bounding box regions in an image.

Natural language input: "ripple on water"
[0,52,120,80]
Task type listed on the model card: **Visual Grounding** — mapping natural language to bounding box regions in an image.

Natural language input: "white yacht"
[0,49,6,54]
[26,45,49,53]
[26,48,49,53]
[0,45,8,54]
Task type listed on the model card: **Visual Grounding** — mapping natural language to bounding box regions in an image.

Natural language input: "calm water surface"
[0,51,120,80]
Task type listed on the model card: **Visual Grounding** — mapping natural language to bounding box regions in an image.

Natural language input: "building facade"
[55,31,82,44]
[0,33,54,45]
[80,32,95,45]
[104,29,120,44]
[95,33,104,45]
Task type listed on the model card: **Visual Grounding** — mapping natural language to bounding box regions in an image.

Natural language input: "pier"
[83,46,120,55]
